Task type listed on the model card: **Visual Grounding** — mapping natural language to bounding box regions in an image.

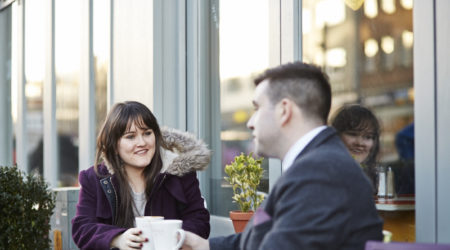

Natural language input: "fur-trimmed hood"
[104,127,211,176]
[159,127,211,176]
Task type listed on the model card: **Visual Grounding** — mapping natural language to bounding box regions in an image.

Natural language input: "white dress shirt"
[282,125,327,172]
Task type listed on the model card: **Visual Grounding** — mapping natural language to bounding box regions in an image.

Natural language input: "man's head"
[247,61,331,159]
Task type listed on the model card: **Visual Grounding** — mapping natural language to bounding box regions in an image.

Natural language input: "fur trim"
[102,153,115,175]
[160,127,211,176]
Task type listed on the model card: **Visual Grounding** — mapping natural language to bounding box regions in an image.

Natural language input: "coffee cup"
[149,219,185,250]
[135,216,164,250]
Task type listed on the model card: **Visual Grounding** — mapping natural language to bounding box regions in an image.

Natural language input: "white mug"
[135,216,164,250]
[149,219,186,250]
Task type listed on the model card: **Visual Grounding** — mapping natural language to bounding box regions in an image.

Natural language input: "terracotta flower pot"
[229,210,254,233]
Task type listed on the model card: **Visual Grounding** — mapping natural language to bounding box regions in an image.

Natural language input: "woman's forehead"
[125,117,149,131]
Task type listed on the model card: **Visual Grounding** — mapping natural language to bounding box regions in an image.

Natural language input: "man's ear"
[276,98,292,126]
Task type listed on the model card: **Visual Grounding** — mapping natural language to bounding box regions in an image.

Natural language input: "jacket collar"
[295,127,338,160]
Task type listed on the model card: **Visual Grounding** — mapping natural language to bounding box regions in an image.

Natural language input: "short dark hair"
[331,104,380,166]
[254,61,331,123]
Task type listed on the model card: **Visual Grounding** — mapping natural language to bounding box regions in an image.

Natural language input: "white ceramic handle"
[174,229,185,250]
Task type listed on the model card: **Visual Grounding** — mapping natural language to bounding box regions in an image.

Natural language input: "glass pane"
[215,0,270,216]
[93,0,108,134]
[55,0,81,187]
[0,5,14,166]
[26,0,44,175]
[302,0,414,242]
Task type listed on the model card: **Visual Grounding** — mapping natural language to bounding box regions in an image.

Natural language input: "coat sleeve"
[71,169,126,249]
[178,172,211,239]
[209,233,241,250]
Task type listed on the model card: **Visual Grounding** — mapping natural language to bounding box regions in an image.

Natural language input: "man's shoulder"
[294,132,353,168]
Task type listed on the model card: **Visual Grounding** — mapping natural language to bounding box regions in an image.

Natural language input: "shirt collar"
[282,125,327,172]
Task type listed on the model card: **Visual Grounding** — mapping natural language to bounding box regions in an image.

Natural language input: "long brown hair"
[94,101,164,228]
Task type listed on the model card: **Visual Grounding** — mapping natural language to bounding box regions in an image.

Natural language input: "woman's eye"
[145,131,153,136]
[125,134,135,139]
[364,135,374,140]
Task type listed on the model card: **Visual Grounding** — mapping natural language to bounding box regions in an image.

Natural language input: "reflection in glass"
[93,0,108,135]
[1,5,14,166]
[55,0,81,187]
[217,0,269,216]
[364,0,378,18]
[25,0,45,175]
[303,0,414,241]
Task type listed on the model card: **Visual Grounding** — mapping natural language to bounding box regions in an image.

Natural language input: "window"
[213,0,271,216]
[303,0,414,241]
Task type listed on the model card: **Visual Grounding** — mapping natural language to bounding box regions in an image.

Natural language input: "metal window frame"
[0,6,13,167]
[15,0,27,172]
[435,0,450,242]
[79,0,96,172]
[44,0,57,187]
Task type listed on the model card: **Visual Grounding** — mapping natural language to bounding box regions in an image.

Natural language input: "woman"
[331,104,380,190]
[72,101,211,249]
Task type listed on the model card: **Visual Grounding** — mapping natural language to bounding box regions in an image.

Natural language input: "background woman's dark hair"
[94,101,164,228]
[331,104,381,167]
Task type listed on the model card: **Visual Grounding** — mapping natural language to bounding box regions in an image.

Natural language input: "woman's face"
[340,130,375,164]
[117,121,156,172]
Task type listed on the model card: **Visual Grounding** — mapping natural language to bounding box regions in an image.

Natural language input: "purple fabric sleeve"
[71,170,126,249]
[176,172,210,238]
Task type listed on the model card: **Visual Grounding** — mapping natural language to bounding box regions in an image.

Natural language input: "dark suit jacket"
[209,127,383,250]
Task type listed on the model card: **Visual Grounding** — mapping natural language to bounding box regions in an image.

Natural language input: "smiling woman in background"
[71,101,210,249]
[331,104,380,192]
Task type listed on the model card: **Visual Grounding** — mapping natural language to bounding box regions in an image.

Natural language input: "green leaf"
[223,153,266,212]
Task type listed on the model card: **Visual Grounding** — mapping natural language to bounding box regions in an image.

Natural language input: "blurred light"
[382,0,396,14]
[364,0,378,18]
[365,39,379,57]
[316,0,345,28]
[402,30,414,48]
[400,0,413,10]
[25,82,42,98]
[303,8,312,34]
[314,52,325,66]
[326,48,347,67]
[233,110,249,124]
[408,87,414,101]
[221,130,251,141]
[381,36,395,54]
[344,0,365,10]
[56,108,79,120]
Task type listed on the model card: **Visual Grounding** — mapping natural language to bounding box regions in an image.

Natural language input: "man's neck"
[280,122,324,159]
[281,125,327,171]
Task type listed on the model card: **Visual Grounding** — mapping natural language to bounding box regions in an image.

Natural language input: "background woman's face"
[340,130,375,164]
[117,121,156,172]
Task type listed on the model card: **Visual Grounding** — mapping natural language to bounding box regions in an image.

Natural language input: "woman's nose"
[354,136,365,146]
[136,134,146,145]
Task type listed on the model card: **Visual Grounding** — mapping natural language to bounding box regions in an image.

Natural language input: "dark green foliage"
[0,166,55,250]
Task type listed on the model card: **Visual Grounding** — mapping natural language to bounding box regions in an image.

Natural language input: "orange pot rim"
[229,210,254,220]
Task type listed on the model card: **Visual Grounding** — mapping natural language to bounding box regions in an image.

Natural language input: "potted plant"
[0,166,55,249]
[224,153,265,233]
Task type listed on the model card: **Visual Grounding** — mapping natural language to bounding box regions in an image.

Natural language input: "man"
[182,62,383,250]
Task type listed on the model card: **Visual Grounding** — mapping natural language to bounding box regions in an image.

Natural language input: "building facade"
[0,0,449,243]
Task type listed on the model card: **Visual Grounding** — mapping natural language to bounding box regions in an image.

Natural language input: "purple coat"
[72,128,211,249]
